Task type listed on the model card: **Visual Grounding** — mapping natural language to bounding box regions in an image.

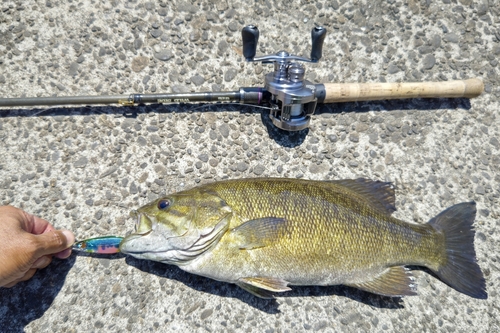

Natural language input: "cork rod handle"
[322,78,483,103]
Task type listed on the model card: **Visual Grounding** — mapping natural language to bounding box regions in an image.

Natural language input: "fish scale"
[223,180,436,276]
[119,178,487,299]
[212,180,423,269]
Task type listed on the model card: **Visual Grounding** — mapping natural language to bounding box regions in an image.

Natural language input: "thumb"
[33,230,75,257]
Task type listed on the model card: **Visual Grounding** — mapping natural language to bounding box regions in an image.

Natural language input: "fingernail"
[62,230,75,245]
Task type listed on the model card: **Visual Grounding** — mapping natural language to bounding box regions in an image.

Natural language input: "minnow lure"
[73,236,124,254]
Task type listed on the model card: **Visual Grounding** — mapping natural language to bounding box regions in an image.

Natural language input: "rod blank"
[0,91,243,107]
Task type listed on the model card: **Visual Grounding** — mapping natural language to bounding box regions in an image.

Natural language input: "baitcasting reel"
[242,25,327,131]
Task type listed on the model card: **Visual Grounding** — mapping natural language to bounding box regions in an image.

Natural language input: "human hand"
[0,206,75,288]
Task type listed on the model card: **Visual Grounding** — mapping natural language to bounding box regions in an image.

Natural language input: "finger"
[0,206,55,235]
[19,268,37,282]
[20,210,53,235]
[31,256,52,269]
[3,281,18,288]
[3,268,38,287]
[0,205,30,231]
[33,230,75,257]
[54,248,72,259]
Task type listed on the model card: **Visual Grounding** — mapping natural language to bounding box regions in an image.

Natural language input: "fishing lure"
[73,236,123,254]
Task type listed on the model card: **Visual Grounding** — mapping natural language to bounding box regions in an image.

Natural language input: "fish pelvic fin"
[346,266,417,297]
[236,277,292,299]
[230,217,288,250]
[330,178,396,216]
[429,202,487,299]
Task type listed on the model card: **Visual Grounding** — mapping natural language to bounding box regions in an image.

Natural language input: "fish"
[73,236,123,254]
[119,178,487,299]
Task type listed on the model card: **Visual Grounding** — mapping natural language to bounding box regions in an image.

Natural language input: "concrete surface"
[1,0,499,332]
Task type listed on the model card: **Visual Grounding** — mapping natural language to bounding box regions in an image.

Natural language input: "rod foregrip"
[320,78,484,103]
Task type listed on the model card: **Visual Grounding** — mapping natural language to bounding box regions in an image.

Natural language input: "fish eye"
[157,199,171,210]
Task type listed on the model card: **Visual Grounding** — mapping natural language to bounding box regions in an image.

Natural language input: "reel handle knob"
[242,25,259,61]
[310,26,327,62]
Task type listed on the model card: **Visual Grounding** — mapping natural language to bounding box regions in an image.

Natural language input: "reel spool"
[242,25,327,131]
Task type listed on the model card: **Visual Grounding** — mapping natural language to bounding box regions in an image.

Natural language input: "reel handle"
[241,25,326,63]
[310,27,327,62]
[242,25,259,61]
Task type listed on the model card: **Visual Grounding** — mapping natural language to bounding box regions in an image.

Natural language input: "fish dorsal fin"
[236,277,291,299]
[230,217,288,250]
[330,178,396,216]
[346,266,417,297]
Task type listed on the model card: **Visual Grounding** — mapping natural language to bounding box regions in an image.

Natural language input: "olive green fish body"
[120,178,486,299]
[185,179,437,284]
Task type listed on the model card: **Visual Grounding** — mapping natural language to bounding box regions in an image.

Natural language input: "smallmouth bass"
[119,178,487,299]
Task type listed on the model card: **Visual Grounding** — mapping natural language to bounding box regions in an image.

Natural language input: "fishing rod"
[0,25,484,131]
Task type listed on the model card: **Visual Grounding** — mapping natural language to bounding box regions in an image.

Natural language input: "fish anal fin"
[346,266,417,297]
[330,178,396,215]
[230,217,288,250]
[236,277,291,299]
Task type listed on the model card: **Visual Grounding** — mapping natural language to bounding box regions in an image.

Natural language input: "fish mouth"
[119,233,145,254]
[120,211,172,255]
[119,233,174,256]
[128,211,155,235]
[129,210,141,232]
[119,211,154,254]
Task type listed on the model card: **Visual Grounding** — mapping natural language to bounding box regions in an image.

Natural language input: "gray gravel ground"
[1,0,499,332]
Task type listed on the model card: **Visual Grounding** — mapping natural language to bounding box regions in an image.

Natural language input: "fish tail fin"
[429,202,487,299]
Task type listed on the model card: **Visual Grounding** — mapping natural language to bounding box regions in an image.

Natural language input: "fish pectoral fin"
[236,277,292,299]
[346,266,417,297]
[230,217,288,250]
